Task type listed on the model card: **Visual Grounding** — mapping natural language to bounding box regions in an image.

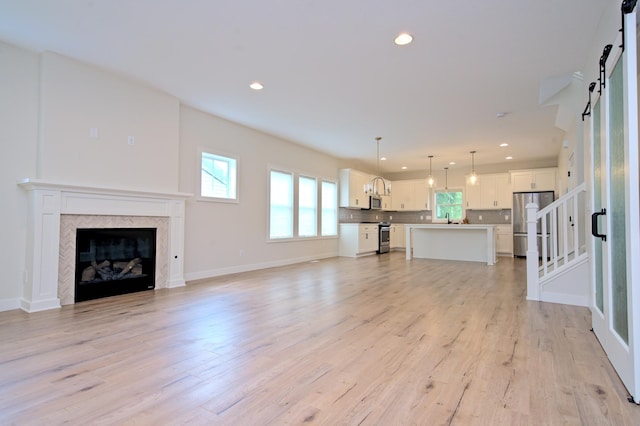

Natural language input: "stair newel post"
[526,202,540,301]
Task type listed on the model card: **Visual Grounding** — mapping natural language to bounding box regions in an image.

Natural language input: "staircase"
[526,183,590,306]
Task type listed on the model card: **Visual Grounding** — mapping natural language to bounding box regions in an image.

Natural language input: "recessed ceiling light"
[401,166,408,170]
[496,112,507,118]
[500,143,509,147]
[249,81,264,90]
[506,156,513,160]
[449,161,456,165]
[381,157,387,161]
[394,32,413,46]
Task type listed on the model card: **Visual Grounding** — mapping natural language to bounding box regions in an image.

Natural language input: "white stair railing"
[527,183,588,301]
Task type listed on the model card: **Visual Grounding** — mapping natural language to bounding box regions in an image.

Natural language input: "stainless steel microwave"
[369,196,382,210]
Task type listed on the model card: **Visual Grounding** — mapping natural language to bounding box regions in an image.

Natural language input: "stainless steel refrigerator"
[512,191,554,257]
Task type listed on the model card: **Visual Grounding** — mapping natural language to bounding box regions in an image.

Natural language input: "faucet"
[445,212,452,224]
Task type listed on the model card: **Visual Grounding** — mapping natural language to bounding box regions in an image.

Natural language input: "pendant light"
[426,155,435,188]
[469,150,478,185]
[444,167,449,190]
[364,137,391,196]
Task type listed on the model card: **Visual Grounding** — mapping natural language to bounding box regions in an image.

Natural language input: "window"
[298,176,317,237]
[321,180,337,236]
[435,189,463,222]
[268,168,337,241]
[200,150,238,201]
[270,170,294,239]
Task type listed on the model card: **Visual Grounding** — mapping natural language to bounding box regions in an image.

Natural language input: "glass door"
[590,19,640,400]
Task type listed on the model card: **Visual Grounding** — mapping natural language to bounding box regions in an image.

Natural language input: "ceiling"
[0,0,607,175]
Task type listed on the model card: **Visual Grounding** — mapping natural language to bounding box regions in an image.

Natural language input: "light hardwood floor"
[1,253,639,425]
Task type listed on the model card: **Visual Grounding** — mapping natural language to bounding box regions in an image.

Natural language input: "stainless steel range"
[377,222,390,254]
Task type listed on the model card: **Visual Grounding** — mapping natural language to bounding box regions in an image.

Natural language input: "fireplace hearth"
[75,228,157,302]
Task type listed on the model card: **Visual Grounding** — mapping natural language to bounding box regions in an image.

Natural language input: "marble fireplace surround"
[19,179,191,312]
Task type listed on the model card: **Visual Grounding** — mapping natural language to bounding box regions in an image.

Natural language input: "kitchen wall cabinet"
[380,195,392,211]
[339,223,379,257]
[465,181,482,209]
[391,179,429,211]
[510,168,557,192]
[495,224,513,255]
[339,168,371,208]
[466,173,511,209]
[390,224,405,249]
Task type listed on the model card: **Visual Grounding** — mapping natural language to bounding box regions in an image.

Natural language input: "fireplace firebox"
[75,228,157,302]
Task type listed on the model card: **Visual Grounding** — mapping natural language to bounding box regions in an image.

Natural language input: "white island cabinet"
[404,224,497,265]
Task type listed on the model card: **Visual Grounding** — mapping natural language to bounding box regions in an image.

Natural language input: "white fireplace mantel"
[18,178,192,312]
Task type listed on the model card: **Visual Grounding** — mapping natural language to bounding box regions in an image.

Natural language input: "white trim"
[197,146,240,204]
[622,9,640,401]
[184,252,338,282]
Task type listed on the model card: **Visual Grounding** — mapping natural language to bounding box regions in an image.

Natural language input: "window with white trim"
[298,176,317,237]
[434,189,464,222]
[200,150,238,201]
[268,168,337,240]
[269,170,294,239]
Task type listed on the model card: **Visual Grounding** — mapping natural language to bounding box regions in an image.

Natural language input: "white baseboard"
[540,292,589,307]
[166,279,187,288]
[0,297,21,312]
[184,252,338,282]
[20,297,61,313]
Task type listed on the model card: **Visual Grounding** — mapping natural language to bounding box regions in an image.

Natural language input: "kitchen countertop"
[404,223,497,229]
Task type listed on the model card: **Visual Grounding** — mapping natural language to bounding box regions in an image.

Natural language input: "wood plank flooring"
[1,253,639,424]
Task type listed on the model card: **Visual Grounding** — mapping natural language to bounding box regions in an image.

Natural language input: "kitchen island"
[405,224,497,265]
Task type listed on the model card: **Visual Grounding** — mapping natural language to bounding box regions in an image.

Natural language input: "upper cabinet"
[466,173,511,209]
[480,173,512,209]
[380,195,392,210]
[465,181,482,209]
[339,169,371,208]
[510,168,557,192]
[391,179,429,211]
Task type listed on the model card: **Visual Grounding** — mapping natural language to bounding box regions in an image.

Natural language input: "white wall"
[179,106,340,280]
[0,42,39,309]
[0,42,343,311]
[39,53,180,192]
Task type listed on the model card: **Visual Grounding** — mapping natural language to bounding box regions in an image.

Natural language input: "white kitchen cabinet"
[466,173,511,209]
[391,179,429,211]
[339,224,379,257]
[380,195,392,211]
[495,224,513,255]
[414,182,429,210]
[480,173,511,209]
[510,168,557,192]
[465,181,482,209]
[339,169,371,208]
[390,224,405,249]
[391,180,412,211]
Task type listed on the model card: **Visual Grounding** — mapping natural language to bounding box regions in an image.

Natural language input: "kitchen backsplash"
[465,209,512,224]
[339,208,432,224]
[339,208,512,224]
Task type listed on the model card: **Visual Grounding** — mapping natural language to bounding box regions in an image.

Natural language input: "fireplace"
[18,179,190,312]
[75,228,157,302]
